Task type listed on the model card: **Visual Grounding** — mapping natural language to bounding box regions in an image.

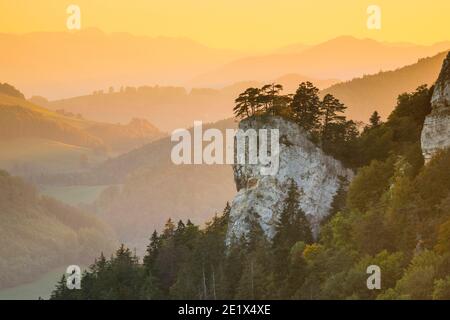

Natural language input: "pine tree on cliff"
[320,93,346,143]
[369,111,381,127]
[234,87,261,119]
[259,83,284,113]
[290,82,322,134]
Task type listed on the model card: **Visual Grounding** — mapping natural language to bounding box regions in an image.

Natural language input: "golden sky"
[0,0,449,51]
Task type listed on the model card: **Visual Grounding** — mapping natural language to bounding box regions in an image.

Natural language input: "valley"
[1,26,450,299]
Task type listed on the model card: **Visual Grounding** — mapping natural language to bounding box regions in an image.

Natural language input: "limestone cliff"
[421,52,450,161]
[226,116,353,242]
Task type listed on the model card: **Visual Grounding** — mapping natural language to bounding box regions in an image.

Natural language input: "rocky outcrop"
[421,52,450,161]
[226,116,353,242]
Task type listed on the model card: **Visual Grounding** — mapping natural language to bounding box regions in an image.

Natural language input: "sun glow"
[1,0,449,51]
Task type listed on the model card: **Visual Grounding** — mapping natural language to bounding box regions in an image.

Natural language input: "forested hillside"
[44,51,448,134]
[322,51,447,122]
[0,93,104,150]
[84,118,163,154]
[0,84,162,176]
[0,170,116,289]
[51,84,450,300]
[88,119,237,252]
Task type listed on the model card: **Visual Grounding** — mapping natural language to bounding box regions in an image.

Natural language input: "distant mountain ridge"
[0,28,242,99]
[46,50,450,132]
[192,36,450,87]
[2,30,449,100]
[322,51,449,122]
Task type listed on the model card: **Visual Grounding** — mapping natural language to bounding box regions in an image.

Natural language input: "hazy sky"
[1,0,449,51]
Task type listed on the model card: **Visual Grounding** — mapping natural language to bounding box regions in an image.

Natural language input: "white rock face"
[227,116,354,242]
[421,52,450,162]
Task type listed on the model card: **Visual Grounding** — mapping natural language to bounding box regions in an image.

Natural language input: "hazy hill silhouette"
[273,42,310,54]
[85,118,162,153]
[46,76,338,132]
[322,51,449,122]
[0,28,242,99]
[192,36,450,87]
[0,93,104,150]
[47,50,449,131]
[39,119,238,252]
[0,170,116,289]
[0,88,163,175]
[3,30,449,101]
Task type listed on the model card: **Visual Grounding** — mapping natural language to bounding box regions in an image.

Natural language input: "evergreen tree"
[143,230,160,272]
[259,83,285,113]
[235,253,269,299]
[163,218,176,238]
[50,275,70,300]
[273,180,313,249]
[272,179,313,296]
[369,111,381,127]
[326,176,350,222]
[221,234,246,298]
[233,87,261,119]
[220,202,231,229]
[320,93,346,143]
[290,82,322,134]
[245,208,266,252]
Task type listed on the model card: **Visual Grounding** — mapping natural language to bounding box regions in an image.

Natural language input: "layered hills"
[0,87,162,175]
[193,36,450,86]
[323,51,449,122]
[0,170,116,289]
[45,51,449,132]
[45,76,337,132]
[73,119,238,252]
[0,28,241,99]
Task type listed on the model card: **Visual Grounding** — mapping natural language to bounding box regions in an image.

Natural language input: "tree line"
[51,85,450,300]
[233,82,380,168]
[51,180,314,299]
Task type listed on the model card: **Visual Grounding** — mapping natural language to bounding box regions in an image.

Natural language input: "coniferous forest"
[51,83,450,300]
